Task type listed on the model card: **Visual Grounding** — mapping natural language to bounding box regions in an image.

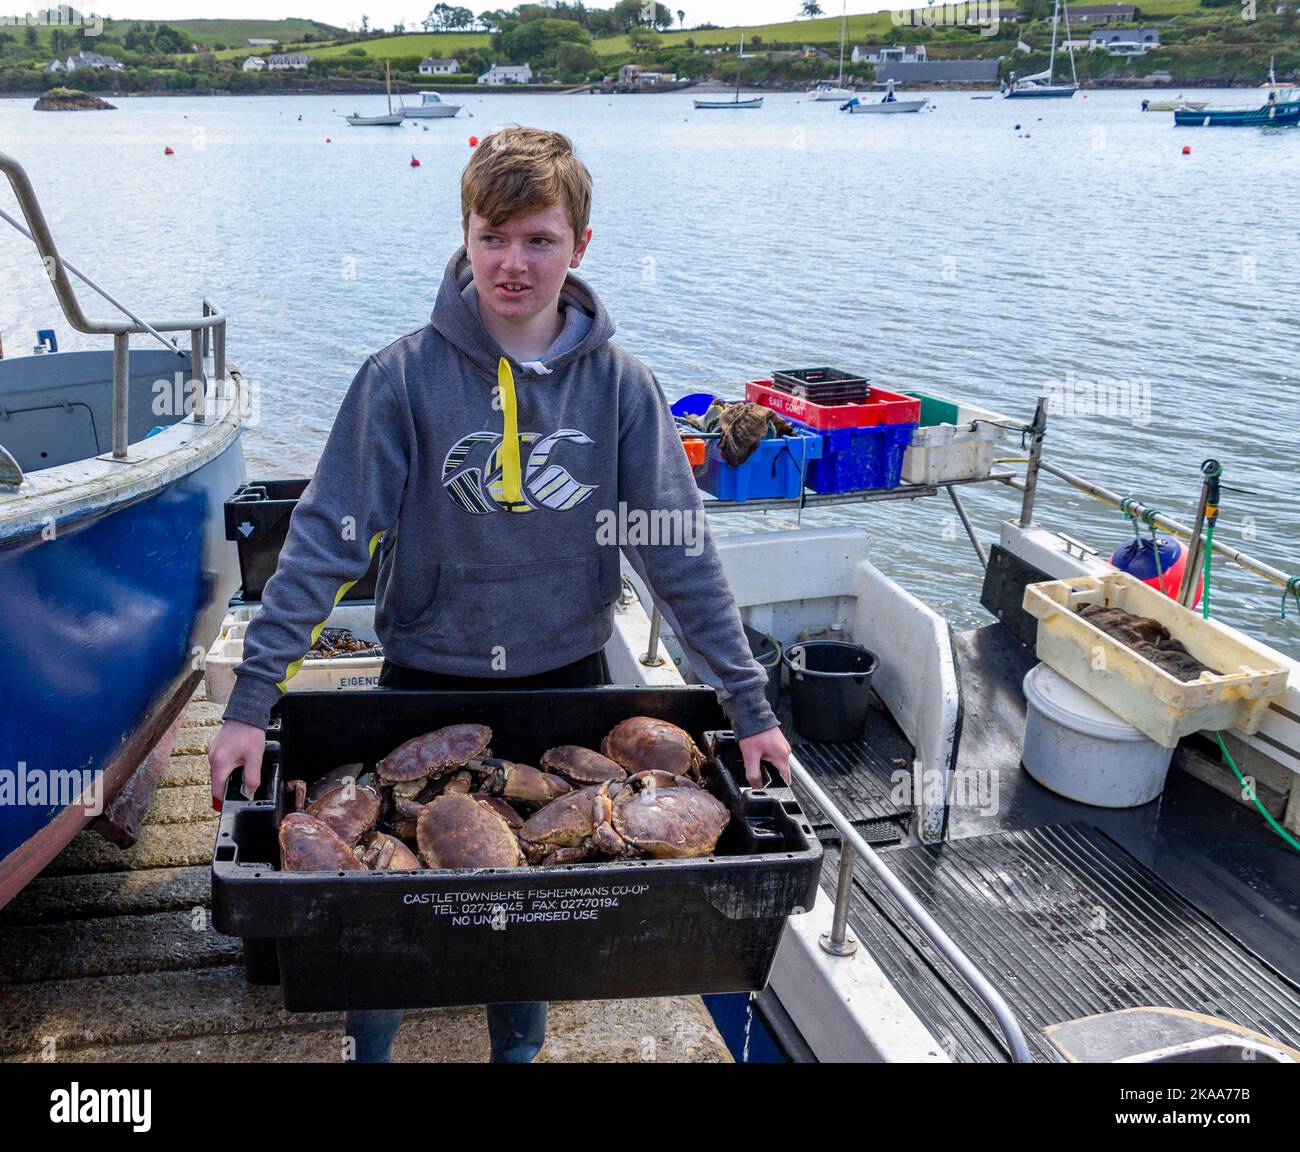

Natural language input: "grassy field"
[304,32,491,60]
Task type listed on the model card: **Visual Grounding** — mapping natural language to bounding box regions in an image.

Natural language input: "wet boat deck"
[0,685,731,1063]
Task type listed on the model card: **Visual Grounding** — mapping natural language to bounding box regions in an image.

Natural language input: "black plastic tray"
[211,687,822,1012]
[771,367,870,404]
[224,479,379,602]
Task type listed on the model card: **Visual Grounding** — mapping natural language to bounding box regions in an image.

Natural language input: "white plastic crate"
[1022,571,1289,748]
[901,422,1001,485]
[204,603,383,705]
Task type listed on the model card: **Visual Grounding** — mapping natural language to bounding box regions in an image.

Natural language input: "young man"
[209,126,791,1062]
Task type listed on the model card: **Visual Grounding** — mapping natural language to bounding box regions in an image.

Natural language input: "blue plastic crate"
[699,426,822,502]
[787,417,916,493]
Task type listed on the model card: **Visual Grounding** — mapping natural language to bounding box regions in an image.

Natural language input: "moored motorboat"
[401,90,462,119]
[842,81,927,114]
[1175,86,1300,126]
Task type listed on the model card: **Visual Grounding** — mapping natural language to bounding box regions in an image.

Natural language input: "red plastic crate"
[746,379,921,431]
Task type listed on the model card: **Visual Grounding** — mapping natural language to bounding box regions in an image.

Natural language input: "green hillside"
[305,32,490,59]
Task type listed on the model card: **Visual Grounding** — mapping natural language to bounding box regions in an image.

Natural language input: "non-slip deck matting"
[828,823,1300,1062]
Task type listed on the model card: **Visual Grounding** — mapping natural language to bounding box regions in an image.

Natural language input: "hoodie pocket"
[390,556,607,664]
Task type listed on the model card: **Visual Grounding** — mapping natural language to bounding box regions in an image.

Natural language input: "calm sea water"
[2,89,1297,644]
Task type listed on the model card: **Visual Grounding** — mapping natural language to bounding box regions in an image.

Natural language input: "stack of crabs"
[278,716,732,872]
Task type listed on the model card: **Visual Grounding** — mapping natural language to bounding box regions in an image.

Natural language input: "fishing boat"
[214,393,1300,1062]
[842,81,928,114]
[401,89,462,119]
[695,33,763,109]
[806,1,853,101]
[1003,0,1078,98]
[346,61,404,126]
[0,152,246,908]
[1174,86,1300,127]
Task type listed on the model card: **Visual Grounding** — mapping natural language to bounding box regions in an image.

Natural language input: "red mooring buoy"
[410,155,420,167]
[163,146,174,155]
[469,135,479,146]
[1182,144,1191,155]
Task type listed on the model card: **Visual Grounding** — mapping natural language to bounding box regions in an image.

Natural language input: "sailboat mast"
[736,33,743,101]
[386,60,392,115]
[837,0,846,86]
[1048,0,1059,83]
[1061,0,1077,85]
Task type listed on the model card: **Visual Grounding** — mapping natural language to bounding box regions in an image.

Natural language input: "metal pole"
[190,328,207,425]
[791,752,1035,1063]
[111,332,129,459]
[1180,459,1222,608]
[1032,459,1293,591]
[642,605,665,667]
[213,319,227,407]
[947,485,988,568]
[820,845,859,957]
[1018,396,1048,528]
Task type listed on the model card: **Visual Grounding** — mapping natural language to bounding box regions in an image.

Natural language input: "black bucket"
[783,640,879,743]
[744,626,783,715]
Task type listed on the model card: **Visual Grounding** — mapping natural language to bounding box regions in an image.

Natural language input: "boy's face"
[465,203,591,328]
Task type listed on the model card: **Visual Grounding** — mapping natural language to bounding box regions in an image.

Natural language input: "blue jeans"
[345,1002,548,1063]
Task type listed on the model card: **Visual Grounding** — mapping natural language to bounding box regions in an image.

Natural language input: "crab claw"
[475,758,572,809]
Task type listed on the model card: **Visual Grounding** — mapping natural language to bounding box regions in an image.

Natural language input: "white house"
[64,52,124,72]
[44,58,63,72]
[477,63,533,85]
[246,38,277,46]
[618,63,677,87]
[242,56,267,72]
[267,54,312,71]
[419,56,460,75]
[850,44,927,66]
[1089,28,1160,56]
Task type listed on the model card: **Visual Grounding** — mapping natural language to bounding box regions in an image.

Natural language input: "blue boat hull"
[1175,100,1300,126]
[0,432,244,902]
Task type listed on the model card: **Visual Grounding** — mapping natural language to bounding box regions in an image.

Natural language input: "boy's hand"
[738,726,792,788]
[209,720,267,811]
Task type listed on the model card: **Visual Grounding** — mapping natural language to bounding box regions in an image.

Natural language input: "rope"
[1119,497,1166,589]
[1281,576,1300,622]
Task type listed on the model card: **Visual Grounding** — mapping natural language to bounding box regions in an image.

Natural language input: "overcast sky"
[76,2,900,33]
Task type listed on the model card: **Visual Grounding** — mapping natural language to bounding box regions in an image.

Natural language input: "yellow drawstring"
[496,356,528,512]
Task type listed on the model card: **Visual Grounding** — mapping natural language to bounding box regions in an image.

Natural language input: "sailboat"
[807,1,853,101]
[346,61,405,126]
[1003,0,1078,99]
[695,34,764,109]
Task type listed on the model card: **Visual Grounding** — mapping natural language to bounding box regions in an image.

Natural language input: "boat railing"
[791,755,1035,1062]
[0,150,228,461]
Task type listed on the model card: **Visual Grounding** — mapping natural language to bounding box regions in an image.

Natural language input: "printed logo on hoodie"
[442,427,598,515]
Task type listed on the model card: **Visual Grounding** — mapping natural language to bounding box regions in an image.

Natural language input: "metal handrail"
[0,150,228,459]
[790,753,1035,1063]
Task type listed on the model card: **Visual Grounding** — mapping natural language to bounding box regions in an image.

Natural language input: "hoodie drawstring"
[496,357,529,513]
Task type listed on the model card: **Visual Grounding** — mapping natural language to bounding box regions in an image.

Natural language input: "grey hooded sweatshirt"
[223,248,778,739]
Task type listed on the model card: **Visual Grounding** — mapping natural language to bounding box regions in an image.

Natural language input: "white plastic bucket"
[1021,663,1174,808]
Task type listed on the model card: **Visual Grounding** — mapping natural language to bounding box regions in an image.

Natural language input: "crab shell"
[390,796,425,841]
[475,758,572,809]
[354,829,421,871]
[416,794,524,869]
[610,770,730,859]
[601,717,707,782]
[306,779,381,845]
[279,812,368,872]
[518,785,607,865]
[540,745,627,787]
[377,724,492,784]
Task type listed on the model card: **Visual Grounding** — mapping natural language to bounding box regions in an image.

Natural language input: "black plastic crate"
[771,367,870,404]
[211,687,822,1012]
[224,479,379,602]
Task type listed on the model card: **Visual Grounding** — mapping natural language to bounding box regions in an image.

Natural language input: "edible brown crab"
[517,785,610,865]
[279,811,368,872]
[377,724,493,798]
[354,829,421,871]
[604,770,730,859]
[540,745,627,786]
[416,793,525,869]
[602,717,707,783]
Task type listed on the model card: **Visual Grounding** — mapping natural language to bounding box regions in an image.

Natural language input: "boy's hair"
[461,126,592,244]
